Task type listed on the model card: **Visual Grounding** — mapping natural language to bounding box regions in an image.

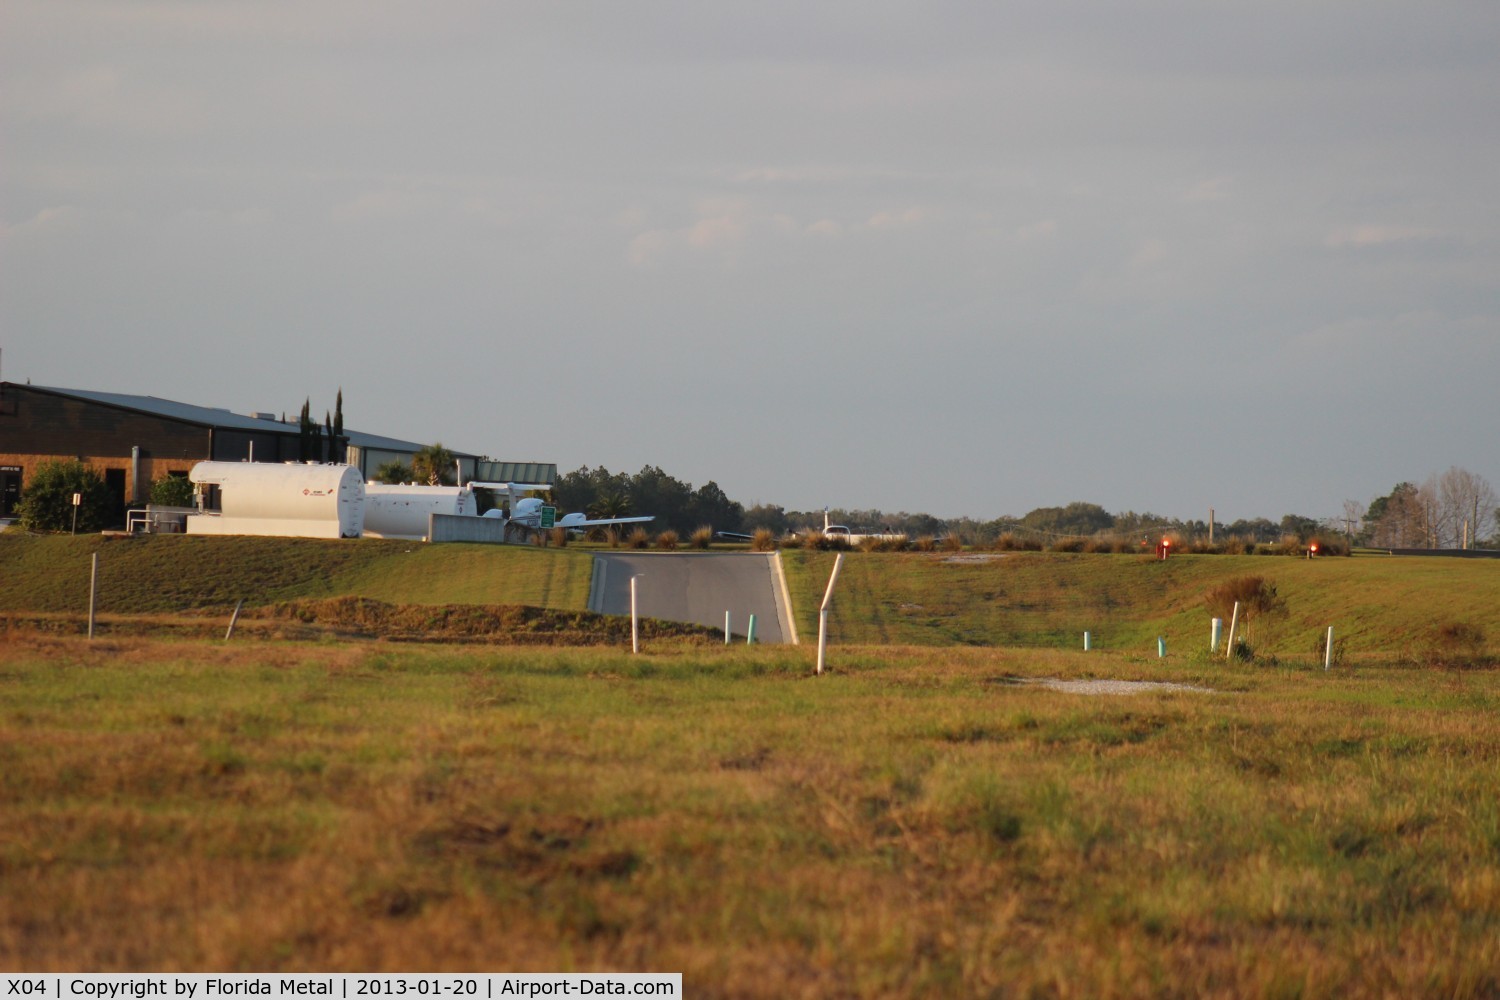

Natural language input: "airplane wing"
[556,512,654,529]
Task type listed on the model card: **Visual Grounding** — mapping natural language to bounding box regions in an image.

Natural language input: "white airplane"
[470,483,653,538]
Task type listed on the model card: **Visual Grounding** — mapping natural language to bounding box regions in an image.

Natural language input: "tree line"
[544,465,1499,550]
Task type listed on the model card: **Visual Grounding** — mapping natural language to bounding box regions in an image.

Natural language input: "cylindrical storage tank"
[188,462,365,538]
[363,484,476,539]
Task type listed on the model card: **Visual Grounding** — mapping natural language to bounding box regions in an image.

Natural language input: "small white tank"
[363,484,477,540]
[186,462,365,538]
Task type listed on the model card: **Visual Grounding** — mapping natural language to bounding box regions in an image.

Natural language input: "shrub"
[1426,621,1490,669]
[655,530,679,550]
[17,460,112,533]
[1049,536,1087,553]
[149,475,195,507]
[548,527,568,548]
[690,527,713,549]
[1274,533,1305,556]
[913,535,937,552]
[993,532,1043,552]
[749,529,779,552]
[807,531,851,551]
[942,533,964,553]
[1204,576,1285,622]
[625,528,650,549]
[772,532,799,550]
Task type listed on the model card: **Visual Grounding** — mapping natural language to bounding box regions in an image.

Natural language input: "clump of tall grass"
[548,527,568,548]
[942,533,965,553]
[750,529,778,552]
[655,530,679,551]
[1204,576,1285,626]
[625,528,651,549]
[912,535,938,553]
[689,527,713,550]
[1425,620,1491,669]
[861,535,908,552]
[1048,536,1088,553]
[991,532,1043,552]
[805,531,852,552]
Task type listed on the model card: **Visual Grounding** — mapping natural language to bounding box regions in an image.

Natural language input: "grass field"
[2,631,1499,996]
[0,535,594,614]
[782,549,1500,661]
[3,536,1496,664]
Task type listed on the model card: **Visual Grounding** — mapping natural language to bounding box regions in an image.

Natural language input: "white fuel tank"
[363,484,476,540]
[186,462,365,538]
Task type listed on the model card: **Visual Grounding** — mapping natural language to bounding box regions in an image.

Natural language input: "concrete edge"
[587,554,606,614]
[770,551,799,646]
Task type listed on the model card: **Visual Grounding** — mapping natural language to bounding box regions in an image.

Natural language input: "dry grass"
[2,633,1499,996]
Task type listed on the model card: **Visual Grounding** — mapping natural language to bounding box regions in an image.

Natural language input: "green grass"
[781,549,1500,659]
[4,536,1496,662]
[0,534,593,614]
[2,634,1498,996]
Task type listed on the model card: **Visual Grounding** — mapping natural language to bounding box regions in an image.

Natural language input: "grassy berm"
[2,634,1499,997]
[4,535,1498,663]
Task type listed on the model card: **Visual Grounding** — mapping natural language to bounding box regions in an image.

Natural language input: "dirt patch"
[999,676,1218,696]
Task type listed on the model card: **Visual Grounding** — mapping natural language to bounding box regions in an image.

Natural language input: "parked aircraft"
[470,483,653,539]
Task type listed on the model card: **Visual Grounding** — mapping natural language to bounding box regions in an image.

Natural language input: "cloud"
[864,207,926,230]
[626,200,752,267]
[1324,225,1441,248]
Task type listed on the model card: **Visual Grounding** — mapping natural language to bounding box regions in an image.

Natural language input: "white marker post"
[725,611,731,645]
[87,552,98,640]
[1324,626,1334,671]
[1224,601,1241,661]
[1211,617,1223,652]
[72,492,82,535]
[630,575,642,654]
[815,552,846,676]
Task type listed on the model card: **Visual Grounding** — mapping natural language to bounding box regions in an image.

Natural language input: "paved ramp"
[589,552,797,644]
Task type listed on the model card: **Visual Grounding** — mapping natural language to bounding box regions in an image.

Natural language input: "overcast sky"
[3,2,1496,521]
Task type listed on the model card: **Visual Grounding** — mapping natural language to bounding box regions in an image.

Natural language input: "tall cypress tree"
[333,389,345,462]
[298,399,313,462]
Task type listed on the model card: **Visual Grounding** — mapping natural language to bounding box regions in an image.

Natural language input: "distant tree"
[1223,518,1279,544]
[297,398,323,462]
[743,503,789,535]
[373,460,413,485]
[16,460,111,533]
[688,480,744,534]
[1021,502,1115,538]
[1367,483,1425,548]
[148,474,195,507]
[332,389,345,462]
[411,443,456,486]
[1279,514,1319,542]
[553,465,631,516]
[1434,466,1497,549]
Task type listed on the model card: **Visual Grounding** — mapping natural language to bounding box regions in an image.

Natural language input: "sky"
[3,1,1497,523]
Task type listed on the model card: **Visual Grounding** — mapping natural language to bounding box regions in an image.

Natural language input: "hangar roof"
[26,384,475,457]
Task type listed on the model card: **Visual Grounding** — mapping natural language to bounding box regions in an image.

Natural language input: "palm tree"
[411,443,457,486]
[589,491,633,519]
